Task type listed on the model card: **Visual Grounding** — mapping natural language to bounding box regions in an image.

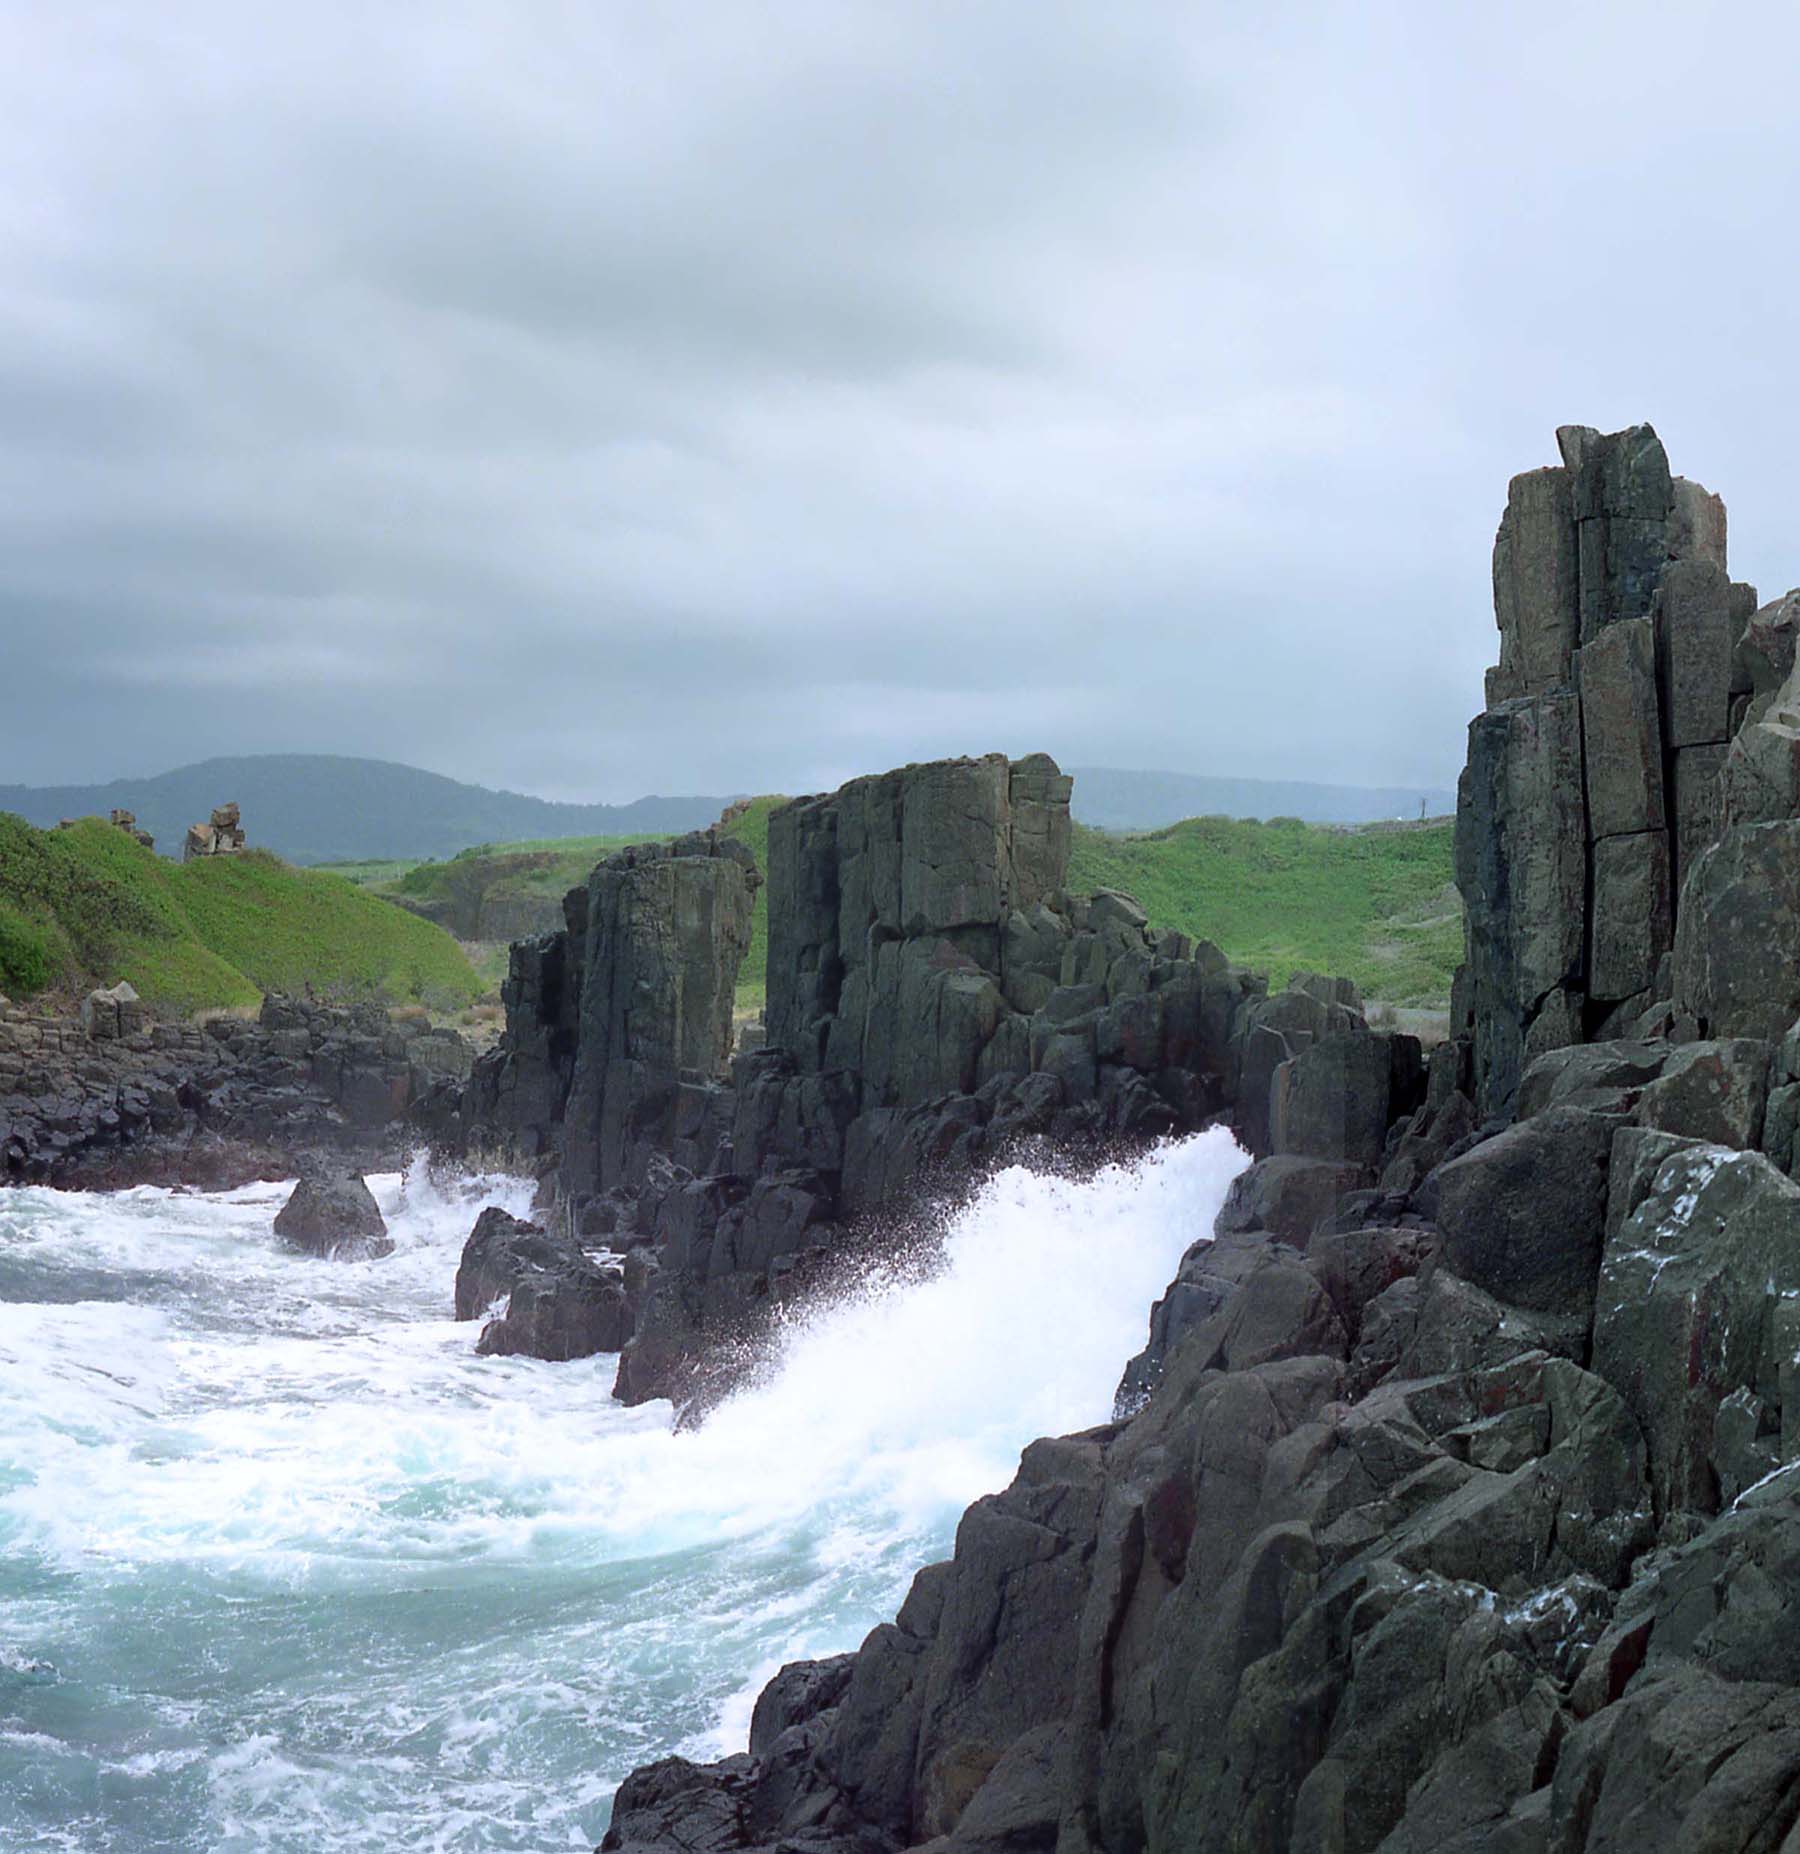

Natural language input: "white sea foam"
[0,1130,1246,1851]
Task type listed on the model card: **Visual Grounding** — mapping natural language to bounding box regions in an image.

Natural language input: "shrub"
[0,908,53,996]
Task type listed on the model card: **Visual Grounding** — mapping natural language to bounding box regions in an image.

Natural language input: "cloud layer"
[4,2,1797,800]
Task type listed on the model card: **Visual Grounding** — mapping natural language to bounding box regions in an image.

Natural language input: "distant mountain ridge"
[0,757,737,866]
[0,755,1459,866]
[1066,766,1457,829]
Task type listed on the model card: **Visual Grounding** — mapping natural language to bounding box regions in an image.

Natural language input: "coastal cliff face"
[591,426,1800,1853]
[458,759,1427,1408]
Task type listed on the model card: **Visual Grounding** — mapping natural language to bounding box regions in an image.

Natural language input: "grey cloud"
[2,2,1797,803]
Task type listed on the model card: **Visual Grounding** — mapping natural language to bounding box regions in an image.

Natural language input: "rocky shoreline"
[582,424,1800,1852]
[11,421,1800,1850]
[0,990,472,1191]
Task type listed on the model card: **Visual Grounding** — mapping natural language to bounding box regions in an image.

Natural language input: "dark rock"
[1637,1038,1771,1150]
[1673,820,1800,1041]
[1431,1107,1613,1320]
[273,1159,393,1260]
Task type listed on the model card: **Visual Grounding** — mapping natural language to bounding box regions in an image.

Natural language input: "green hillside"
[1067,815,1460,1007]
[308,799,1461,1022]
[718,798,785,1015]
[0,814,483,1015]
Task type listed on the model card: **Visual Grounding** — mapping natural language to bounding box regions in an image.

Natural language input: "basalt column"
[560,836,759,1198]
[1458,424,1752,1116]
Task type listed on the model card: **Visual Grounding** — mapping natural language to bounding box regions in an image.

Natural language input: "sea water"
[0,1131,1245,1852]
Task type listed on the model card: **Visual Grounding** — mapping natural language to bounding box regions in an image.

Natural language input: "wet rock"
[273,1158,393,1260]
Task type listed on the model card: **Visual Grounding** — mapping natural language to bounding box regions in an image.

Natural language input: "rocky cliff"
[588,425,1800,1853]
[457,762,1427,1408]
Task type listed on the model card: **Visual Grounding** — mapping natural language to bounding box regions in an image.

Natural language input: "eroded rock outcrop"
[461,755,1422,1402]
[0,991,470,1189]
[595,424,1800,1853]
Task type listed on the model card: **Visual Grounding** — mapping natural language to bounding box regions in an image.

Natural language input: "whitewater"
[0,1131,1246,1853]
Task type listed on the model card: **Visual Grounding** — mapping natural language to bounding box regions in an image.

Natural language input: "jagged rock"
[1637,1038,1771,1150]
[476,1262,628,1361]
[1457,691,1586,1118]
[1431,1107,1613,1320]
[1213,1154,1370,1246]
[1733,588,1800,727]
[1594,1144,1800,1519]
[560,834,757,1198]
[272,1158,392,1260]
[1670,740,1728,892]
[1515,1039,1670,1120]
[80,980,145,1042]
[454,1206,565,1316]
[1722,660,1800,826]
[1673,820,1800,1041]
[1490,464,1579,698]
[1269,1030,1403,1168]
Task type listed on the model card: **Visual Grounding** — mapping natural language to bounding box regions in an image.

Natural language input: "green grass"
[311,799,1462,1022]
[0,814,483,1015]
[717,797,784,1015]
[1067,815,1460,1007]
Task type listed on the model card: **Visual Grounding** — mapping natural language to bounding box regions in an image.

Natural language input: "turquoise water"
[0,1136,1243,1852]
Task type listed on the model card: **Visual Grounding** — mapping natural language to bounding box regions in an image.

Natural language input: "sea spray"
[0,1130,1245,1851]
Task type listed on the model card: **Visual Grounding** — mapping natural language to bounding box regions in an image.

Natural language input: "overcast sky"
[3,3,1797,802]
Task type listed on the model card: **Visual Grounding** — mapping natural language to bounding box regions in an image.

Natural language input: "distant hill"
[0,756,736,866]
[1067,766,1457,829]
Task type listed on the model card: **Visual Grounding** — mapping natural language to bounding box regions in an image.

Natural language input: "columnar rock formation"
[460,754,1426,1401]
[595,430,1800,1853]
[1458,423,1758,1116]
[184,801,247,860]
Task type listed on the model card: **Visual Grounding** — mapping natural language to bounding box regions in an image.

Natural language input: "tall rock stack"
[464,830,758,1192]
[1458,424,1755,1116]
[562,836,758,1197]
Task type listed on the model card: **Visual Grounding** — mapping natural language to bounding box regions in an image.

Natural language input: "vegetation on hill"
[1067,815,1460,1006]
[313,799,1461,1022]
[717,797,785,1014]
[0,814,483,1015]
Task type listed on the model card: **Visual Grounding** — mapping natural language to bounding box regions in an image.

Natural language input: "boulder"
[476,1264,629,1361]
[1431,1107,1613,1320]
[1269,1031,1395,1167]
[273,1159,393,1260]
[455,1206,570,1317]
[1637,1038,1771,1150]
[80,980,144,1043]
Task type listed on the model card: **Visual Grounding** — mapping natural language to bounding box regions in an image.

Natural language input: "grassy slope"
[718,797,785,1014]
[0,815,482,1014]
[311,799,1461,1017]
[1067,816,1461,1006]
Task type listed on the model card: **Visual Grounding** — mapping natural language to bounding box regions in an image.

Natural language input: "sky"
[3,1,1798,803]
